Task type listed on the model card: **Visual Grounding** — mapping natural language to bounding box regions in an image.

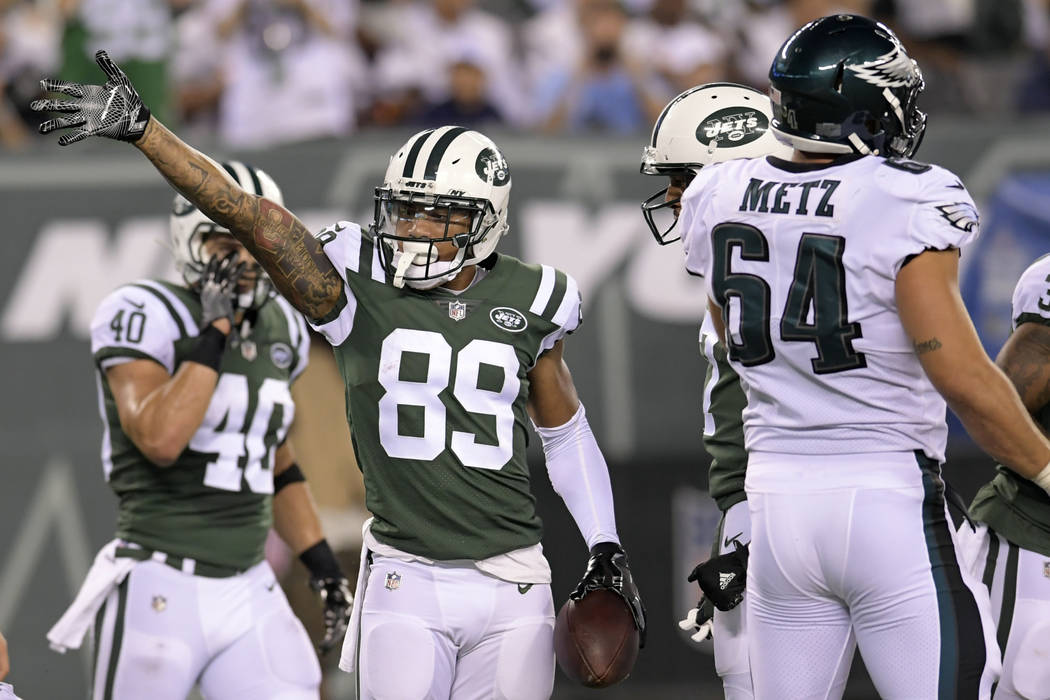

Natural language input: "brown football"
[553,589,640,688]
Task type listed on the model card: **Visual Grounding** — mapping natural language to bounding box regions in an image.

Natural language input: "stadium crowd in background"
[1,0,1048,151]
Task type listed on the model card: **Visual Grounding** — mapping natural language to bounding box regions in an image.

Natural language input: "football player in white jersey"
[958,255,1050,699]
[678,14,1050,698]
[640,82,791,699]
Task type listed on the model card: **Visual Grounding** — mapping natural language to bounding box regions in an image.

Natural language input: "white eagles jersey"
[680,154,981,461]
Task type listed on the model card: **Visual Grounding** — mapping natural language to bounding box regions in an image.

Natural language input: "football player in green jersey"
[33,52,646,699]
[957,255,1050,699]
[44,161,352,700]
[640,82,791,699]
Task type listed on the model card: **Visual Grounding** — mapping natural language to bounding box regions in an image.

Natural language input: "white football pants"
[356,554,555,700]
[957,523,1050,700]
[714,500,754,700]
[745,451,1000,700]
[91,559,320,700]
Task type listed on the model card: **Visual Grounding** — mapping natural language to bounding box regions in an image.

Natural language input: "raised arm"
[134,120,342,321]
[896,249,1050,483]
[31,51,342,322]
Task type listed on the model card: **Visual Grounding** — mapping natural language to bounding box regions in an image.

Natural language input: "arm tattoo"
[999,324,1050,412]
[135,121,342,319]
[914,337,943,355]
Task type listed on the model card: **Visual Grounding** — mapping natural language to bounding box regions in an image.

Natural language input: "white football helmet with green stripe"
[170,160,283,311]
[373,126,512,290]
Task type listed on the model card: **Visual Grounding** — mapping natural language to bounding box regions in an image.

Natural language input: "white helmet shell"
[641,82,793,175]
[170,160,283,310]
[374,126,511,289]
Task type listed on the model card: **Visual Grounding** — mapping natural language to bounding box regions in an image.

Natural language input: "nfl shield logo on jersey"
[385,571,402,590]
[1044,561,1050,579]
[449,300,467,322]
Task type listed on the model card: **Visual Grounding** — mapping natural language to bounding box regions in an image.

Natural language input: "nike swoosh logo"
[723,532,745,549]
[948,181,965,189]
[100,87,118,122]
[517,584,533,595]
[124,298,145,309]
[266,581,277,591]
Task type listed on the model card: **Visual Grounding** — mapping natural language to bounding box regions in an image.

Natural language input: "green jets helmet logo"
[697,108,768,147]
[475,147,510,186]
[490,307,527,333]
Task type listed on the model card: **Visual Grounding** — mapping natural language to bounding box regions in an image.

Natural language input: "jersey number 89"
[378,329,519,471]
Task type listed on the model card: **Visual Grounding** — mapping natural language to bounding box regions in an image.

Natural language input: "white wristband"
[1034,462,1050,496]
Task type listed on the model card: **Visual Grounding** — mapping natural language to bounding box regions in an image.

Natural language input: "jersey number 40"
[711,223,867,374]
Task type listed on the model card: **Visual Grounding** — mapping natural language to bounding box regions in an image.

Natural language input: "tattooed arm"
[133,121,342,321]
[896,249,1050,477]
[996,322,1050,418]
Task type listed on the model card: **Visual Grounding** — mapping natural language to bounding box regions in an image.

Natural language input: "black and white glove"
[199,252,245,330]
[571,542,647,648]
[309,576,353,655]
[687,543,749,612]
[678,596,714,643]
[30,50,150,145]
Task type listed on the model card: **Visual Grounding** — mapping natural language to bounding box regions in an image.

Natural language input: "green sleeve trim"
[128,283,190,337]
[1014,312,1050,329]
[539,270,568,321]
[94,346,168,370]
[310,286,349,327]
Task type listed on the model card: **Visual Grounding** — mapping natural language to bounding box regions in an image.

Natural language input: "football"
[553,589,640,688]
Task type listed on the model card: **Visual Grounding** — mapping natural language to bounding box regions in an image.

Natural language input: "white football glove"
[678,597,714,643]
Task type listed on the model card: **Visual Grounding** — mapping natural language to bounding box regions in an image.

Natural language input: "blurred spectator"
[0,0,63,149]
[419,55,504,127]
[210,0,368,149]
[370,0,528,125]
[1018,0,1050,111]
[59,0,182,123]
[532,0,665,133]
[171,2,226,138]
[624,0,729,98]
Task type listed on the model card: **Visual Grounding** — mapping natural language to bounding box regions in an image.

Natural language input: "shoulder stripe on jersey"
[342,224,363,274]
[370,241,386,282]
[552,275,580,328]
[128,282,191,338]
[530,265,556,315]
[402,129,435,178]
[424,127,469,181]
[540,270,568,320]
[359,235,375,278]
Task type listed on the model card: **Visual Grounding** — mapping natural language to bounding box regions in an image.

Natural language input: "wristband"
[274,463,306,494]
[299,539,342,580]
[184,325,227,372]
[1034,462,1050,496]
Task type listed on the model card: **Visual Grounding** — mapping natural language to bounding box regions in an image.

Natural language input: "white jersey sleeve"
[876,161,981,274]
[534,268,582,356]
[90,281,193,374]
[306,220,369,347]
[680,163,722,280]
[1011,255,1050,330]
[271,295,312,381]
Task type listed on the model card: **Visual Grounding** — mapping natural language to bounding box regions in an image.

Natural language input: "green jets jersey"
[310,221,582,561]
[970,255,1050,557]
[90,280,310,571]
[700,314,748,512]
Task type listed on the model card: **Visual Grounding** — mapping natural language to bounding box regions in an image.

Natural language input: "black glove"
[687,543,749,612]
[309,576,353,655]
[199,252,245,330]
[31,50,151,145]
[678,595,714,643]
[571,542,647,648]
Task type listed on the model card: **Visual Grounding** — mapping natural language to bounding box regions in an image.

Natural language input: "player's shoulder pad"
[876,160,980,252]
[1011,254,1050,327]
[313,220,365,280]
[90,280,191,372]
[521,261,582,334]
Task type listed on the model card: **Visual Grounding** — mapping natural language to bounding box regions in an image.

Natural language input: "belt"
[114,545,243,578]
